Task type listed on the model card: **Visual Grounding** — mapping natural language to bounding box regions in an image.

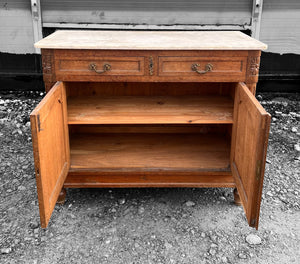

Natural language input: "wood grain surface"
[30,82,70,228]
[54,50,248,83]
[67,95,233,125]
[231,82,271,229]
[64,171,235,188]
[70,133,230,171]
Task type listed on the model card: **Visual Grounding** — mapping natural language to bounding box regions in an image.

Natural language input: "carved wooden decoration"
[246,50,261,95]
[41,49,55,93]
[249,56,260,76]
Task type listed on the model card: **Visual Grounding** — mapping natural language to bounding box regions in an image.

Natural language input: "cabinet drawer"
[158,56,246,79]
[57,56,145,76]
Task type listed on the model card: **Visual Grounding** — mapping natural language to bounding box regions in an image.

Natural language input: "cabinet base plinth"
[64,171,235,188]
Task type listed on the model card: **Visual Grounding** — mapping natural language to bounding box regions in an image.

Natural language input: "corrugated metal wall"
[41,0,252,26]
[0,0,300,55]
[0,1,35,54]
[0,0,299,91]
[260,0,300,54]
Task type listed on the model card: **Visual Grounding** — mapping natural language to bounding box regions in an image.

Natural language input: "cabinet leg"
[233,188,242,206]
[57,188,67,205]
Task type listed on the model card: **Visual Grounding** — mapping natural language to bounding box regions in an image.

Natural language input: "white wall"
[260,0,300,54]
[0,1,35,54]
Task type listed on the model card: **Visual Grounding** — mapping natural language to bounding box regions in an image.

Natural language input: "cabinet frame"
[42,49,259,93]
[32,47,269,229]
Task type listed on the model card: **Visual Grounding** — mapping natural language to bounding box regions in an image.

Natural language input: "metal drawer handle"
[191,63,213,74]
[89,63,111,74]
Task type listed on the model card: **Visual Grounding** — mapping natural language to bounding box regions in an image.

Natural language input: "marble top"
[34,30,267,50]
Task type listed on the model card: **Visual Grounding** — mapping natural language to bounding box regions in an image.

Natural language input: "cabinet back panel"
[69,132,231,172]
[69,124,232,135]
[65,82,234,97]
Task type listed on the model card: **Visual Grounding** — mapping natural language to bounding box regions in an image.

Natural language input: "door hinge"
[37,114,42,132]
[256,160,262,181]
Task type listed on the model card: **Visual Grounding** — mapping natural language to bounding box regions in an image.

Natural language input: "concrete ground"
[0,91,299,264]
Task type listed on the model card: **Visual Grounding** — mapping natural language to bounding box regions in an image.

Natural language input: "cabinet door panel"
[231,82,270,229]
[30,82,70,228]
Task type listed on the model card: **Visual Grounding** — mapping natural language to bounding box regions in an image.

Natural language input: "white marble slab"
[35,30,267,50]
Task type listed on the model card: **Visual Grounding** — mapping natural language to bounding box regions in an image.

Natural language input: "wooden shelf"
[69,133,230,172]
[67,96,233,125]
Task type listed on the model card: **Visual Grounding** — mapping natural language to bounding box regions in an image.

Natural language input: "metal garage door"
[41,0,252,30]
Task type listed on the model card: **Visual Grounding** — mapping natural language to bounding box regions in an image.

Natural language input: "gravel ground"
[0,91,299,264]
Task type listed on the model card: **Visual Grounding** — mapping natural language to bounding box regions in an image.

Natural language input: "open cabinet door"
[30,82,70,228]
[231,82,271,229]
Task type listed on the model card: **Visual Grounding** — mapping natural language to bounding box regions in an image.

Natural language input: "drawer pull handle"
[191,63,213,74]
[89,63,111,74]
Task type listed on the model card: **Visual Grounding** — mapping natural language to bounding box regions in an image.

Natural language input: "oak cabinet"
[31,31,270,228]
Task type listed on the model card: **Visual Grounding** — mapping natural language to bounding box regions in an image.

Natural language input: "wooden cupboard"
[31,31,270,228]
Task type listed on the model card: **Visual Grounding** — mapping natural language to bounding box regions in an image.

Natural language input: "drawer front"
[158,57,246,78]
[57,56,145,76]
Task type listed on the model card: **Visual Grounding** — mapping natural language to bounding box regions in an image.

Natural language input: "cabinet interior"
[65,82,235,175]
